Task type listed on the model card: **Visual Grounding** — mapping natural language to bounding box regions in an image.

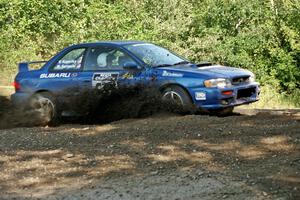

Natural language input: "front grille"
[237,87,256,99]
[232,76,250,85]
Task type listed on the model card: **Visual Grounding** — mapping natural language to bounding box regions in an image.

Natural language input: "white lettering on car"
[40,73,71,79]
[40,74,47,78]
[162,70,183,77]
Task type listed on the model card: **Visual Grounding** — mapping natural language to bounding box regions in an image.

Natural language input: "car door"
[75,45,144,92]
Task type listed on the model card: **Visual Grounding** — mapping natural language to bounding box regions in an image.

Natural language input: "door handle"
[82,80,91,83]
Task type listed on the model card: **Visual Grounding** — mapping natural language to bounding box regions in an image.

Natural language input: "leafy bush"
[0,0,299,94]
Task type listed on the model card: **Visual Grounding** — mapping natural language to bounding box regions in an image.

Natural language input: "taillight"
[13,81,21,91]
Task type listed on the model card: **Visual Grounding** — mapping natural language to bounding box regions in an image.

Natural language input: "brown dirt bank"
[0,109,299,199]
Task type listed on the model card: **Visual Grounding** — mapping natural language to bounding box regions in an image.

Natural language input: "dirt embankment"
[0,108,299,199]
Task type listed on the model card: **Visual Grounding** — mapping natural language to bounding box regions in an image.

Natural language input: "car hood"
[158,64,253,79]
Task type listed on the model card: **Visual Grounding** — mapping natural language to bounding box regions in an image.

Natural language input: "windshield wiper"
[173,61,190,65]
[154,64,173,68]
[154,61,190,68]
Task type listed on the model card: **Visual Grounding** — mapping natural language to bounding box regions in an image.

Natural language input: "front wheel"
[162,85,195,113]
[28,92,59,126]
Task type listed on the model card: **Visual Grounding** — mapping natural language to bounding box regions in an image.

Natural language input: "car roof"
[70,40,148,48]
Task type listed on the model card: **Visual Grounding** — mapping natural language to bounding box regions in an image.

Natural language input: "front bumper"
[190,83,260,110]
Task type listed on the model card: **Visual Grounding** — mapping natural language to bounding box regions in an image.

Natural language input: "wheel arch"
[29,89,55,101]
[34,89,54,96]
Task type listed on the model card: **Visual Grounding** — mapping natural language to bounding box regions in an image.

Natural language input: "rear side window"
[83,46,136,71]
[52,48,86,71]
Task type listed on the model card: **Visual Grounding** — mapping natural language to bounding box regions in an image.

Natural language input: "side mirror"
[123,62,139,70]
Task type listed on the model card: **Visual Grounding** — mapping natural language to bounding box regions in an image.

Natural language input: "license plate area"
[237,87,256,99]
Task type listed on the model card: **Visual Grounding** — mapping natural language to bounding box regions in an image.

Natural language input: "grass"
[0,70,16,86]
[0,70,14,97]
[0,87,14,97]
[240,85,300,109]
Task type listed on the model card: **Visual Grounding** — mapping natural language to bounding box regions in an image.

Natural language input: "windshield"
[124,43,188,67]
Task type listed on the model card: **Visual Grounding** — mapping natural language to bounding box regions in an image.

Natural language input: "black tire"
[28,92,60,126]
[162,85,195,113]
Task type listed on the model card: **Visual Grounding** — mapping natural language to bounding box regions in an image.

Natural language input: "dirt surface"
[0,108,299,199]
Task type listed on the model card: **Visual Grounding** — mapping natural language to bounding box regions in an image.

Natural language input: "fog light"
[195,92,206,100]
[220,97,233,105]
[222,90,233,95]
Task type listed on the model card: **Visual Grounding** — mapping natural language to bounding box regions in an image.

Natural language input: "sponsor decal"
[195,92,206,100]
[40,73,71,79]
[121,72,134,79]
[71,73,78,77]
[162,70,183,77]
[92,72,119,90]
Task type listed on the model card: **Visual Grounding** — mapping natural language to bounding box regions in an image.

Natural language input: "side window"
[83,46,137,71]
[52,48,86,71]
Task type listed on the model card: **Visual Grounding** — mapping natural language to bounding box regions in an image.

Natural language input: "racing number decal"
[92,73,119,90]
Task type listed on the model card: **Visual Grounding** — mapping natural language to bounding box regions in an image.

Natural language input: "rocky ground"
[0,107,299,199]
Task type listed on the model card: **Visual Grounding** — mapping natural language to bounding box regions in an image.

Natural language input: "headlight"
[249,74,255,83]
[204,78,232,88]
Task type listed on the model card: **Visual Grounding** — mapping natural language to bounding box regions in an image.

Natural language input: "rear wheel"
[28,92,59,126]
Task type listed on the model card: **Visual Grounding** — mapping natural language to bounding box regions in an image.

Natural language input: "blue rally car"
[12,41,260,124]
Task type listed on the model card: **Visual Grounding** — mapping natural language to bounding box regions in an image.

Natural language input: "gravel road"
[0,108,299,200]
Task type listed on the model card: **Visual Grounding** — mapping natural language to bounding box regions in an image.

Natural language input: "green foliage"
[0,0,299,95]
[241,85,300,109]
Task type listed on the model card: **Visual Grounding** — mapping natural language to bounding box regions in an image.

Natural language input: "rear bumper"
[190,83,260,110]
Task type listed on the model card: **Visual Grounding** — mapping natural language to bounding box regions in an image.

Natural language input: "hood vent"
[196,62,213,67]
[232,76,250,85]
